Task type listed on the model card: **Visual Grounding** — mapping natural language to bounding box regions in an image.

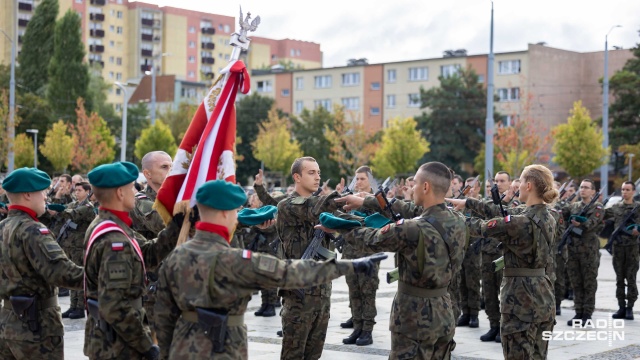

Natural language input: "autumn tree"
[552,101,608,178]
[69,98,116,173]
[158,102,197,144]
[616,144,640,187]
[291,106,341,181]
[0,89,22,171]
[134,120,178,161]
[325,107,379,176]
[252,106,302,175]
[13,133,34,168]
[236,93,274,182]
[372,117,430,178]
[40,120,74,173]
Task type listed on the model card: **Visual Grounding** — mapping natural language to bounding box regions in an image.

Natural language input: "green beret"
[237,205,277,226]
[47,203,66,212]
[570,215,588,223]
[3,167,51,193]
[88,162,139,188]
[352,210,368,217]
[364,213,393,229]
[319,212,362,230]
[0,202,7,209]
[626,224,639,232]
[196,180,247,210]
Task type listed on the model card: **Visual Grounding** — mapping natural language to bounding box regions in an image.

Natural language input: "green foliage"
[236,93,275,182]
[371,117,430,178]
[157,102,197,144]
[47,10,89,122]
[17,0,58,94]
[473,143,500,176]
[0,89,22,172]
[134,120,177,161]
[252,107,302,175]
[552,101,609,178]
[69,98,115,173]
[124,103,150,164]
[87,64,118,132]
[325,107,379,176]
[291,106,341,181]
[13,133,34,168]
[40,120,73,172]
[609,31,640,148]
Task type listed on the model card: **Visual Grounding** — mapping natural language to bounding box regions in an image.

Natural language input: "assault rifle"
[558,180,573,199]
[375,177,401,221]
[456,175,480,199]
[56,219,78,243]
[604,204,640,254]
[557,190,602,254]
[312,179,331,196]
[293,229,336,300]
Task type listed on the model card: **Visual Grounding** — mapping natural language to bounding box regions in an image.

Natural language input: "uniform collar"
[8,205,38,221]
[195,221,230,243]
[100,206,133,227]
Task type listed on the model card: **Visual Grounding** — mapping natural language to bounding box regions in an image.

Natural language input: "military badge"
[381,224,391,234]
[396,219,404,226]
[39,228,50,234]
[112,242,124,251]
[504,215,511,223]
[487,220,497,229]
[242,249,252,259]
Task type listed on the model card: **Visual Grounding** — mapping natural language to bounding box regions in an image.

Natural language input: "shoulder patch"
[257,255,277,273]
[396,219,404,226]
[107,261,130,281]
[504,215,511,223]
[39,228,50,234]
[135,193,148,200]
[242,249,252,259]
[381,224,391,234]
[487,220,498,229]
[291,197,307,205]
[559,218,564,225]
[112,242,125,251]
[596,205,602,210]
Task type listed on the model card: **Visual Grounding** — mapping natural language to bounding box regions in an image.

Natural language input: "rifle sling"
[419,216,452,274]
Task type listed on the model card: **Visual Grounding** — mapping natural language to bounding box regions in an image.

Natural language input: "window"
[110,9,115,16]
[115,103,122,111]
[386,94,396,108]
[387,69,396,83]
[314,99,332,111]
[290,49,295,57]
[502,115,519,127]
[116,57,122,65]
[141,43,153,51]
[115,88,121,96]
[296,49,301,56]
[181,88,197,98]
[116,26,123,34]
[109,71,114,79]
[75,0,82,3]
[224,54,230,60]
[281,89,290,97]
[371,82,381,90]
[498,60,521,75]
[223,25,230,33]
[116,73,122,80]
[478,74,485,83]
[314,75,331,89]
[141,28,153,35]
[117,11,123,19]
[188,26,196,33]
[109,56,114,64]
[408,93,421,107]
[408,67,428,81]
[188,56,196,63]
[497,87,520,102]
[201,51,212,58]
[141,12,153,19]
[200,21,212,28]
[189,41,196,48]
[109,25,115,32]
[295,101,304,114]
[109,40,115,47]
[440,64,461,78]
[370,107,380,116]
[295,77,304,90]
[341,73,360,86]
[188,71,196,78]
[257,80,273,92]
[341,97,360,110]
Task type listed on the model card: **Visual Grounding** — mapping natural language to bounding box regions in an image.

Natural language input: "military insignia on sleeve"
[242,249,252,259]
[381,224,391,234]
[257,256,277,273]
[559,218,564,225]
[504,215,511,223]
[487,220,497,229]
[39,228,50,234]
[595,212,601,217]
[396,219,404,226]
[112,242,124,251]
[596,205,602,210]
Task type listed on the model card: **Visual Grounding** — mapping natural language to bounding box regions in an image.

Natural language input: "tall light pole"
[26,129,38,168]
[601,25,622,195]
[0,17,17,173]
[147,52,170,126]
[484,0,495,196]
[114,82,128,162]
[629,153,635,182]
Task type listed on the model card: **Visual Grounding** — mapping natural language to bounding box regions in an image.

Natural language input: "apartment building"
[251,44,633,137]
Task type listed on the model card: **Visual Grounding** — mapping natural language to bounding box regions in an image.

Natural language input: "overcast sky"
[141,0,640,67]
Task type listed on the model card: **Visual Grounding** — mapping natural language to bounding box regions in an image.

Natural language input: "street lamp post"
[484,1,495,197]
[601,25,622,195]
[114,82,128,162]
[0,22,17,173]
[26,129,38,168]
[629,154,635,182]
[147,52,170,126]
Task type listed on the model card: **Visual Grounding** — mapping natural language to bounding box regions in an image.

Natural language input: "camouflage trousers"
[482,250,503,328]
[260,288,279,306]
[612,244,640,307]
[68,247,85,310]
[0,336,64,359]
[448,271,461,321]
[143,272,158,342]
[390,330,455,360]
[554,252,566,307]
[500,314,553,360]
[567,247,600,316]
[280,292,330,360]
[345,263,379,331]
[460,245,482,316]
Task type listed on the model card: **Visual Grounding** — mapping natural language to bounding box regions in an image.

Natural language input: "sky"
[140,0,639,68]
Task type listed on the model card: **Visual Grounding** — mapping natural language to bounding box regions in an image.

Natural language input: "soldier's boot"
[276,330,283,337]
[58,288,70,297]
[581,314,592,327]
[61,307,75,319]
[495,333,501,343]
[626,307,634,320]
[567,313,583,326]
[469,315,479,328]
[261,305,276,317]
[340,317,354,329]
[254,304,267,316]
[456,313,470,327]
[480,299,485,310]
[275,297,282,308]
[480,327,499,342]
[356,331,373,346]
[556,304,562,316]
[612,307,626,319]
[342,329,362,345]
[69,308,85,319]
[567,290,574,300]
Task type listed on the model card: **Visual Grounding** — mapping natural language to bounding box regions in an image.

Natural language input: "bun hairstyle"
[521,164,559,204]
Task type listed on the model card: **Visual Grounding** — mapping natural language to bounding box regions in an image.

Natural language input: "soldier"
[451,174,464,197]
[72,174,85,188]
[552,182,568,316]
[50,174,73,205]
[153,179,385,359]
[83,162,182,360]
[325,161,468,359]
[604,181,640,320]
[0,168,84,359]
[561,179,604,326]
[452,164,558,359]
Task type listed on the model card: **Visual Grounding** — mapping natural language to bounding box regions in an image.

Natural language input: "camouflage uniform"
[467,202,556,359]
[550,207,567,310]
[604,201,640,309]
[461,234,482,318]
[276,190,341,360]
[343,200,467,359]
[83,209,179,359]
[154,224,356,359]
[561,200,604,317]
[0,207,84,359]
[245,225,280,307]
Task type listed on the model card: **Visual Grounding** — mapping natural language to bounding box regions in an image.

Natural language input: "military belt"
[503,268,545,277]
[181,311,244,327]
[397,281,447,298]
[2,296,58,310]
[85,297,142,310]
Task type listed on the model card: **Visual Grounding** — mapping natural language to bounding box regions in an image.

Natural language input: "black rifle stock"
[294,229,336,300]
[557,190,602,254]
[604,204,640,254]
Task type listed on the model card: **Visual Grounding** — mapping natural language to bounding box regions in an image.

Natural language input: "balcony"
[90,0,106,5]
[18,36,23,44]
[90,29,105,38]
[141,49,152,57]
[203,72,215,79]
[140,64,151,72]
[90,13,105,21]
[141,18,154,27]
[201,42,215,50]
[201,57,215,65]
[89,59,104,67]
[201,27,215,35]
[18,19,29,27]
[18,2,33,11]
[153,19,162,28]
[153,35,161,42]
[141,33,153,41]
[89,44,104,53]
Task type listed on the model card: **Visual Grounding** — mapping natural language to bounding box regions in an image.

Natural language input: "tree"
[13,133,34,168]
[615,144,640,188]
[552,101,609,178]
[0,89,22,172]
[47,10,89,122]
[87,64,118,132]
[39,120,74,173]
[69,98,115,173]
[371,117,430,178]
[252,106,302,176]
[415,67,500,176]
[158,102,197,144]
[134,120,178,161]
[291,106,341,181]
[124,102,150,164]
[17,0,58,94]
[325,107,379,176]
[608,29,640,148]
[235,93,274,183]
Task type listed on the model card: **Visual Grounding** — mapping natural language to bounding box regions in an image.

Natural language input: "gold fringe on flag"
[153,198,173,226]
[173,200,192,246]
